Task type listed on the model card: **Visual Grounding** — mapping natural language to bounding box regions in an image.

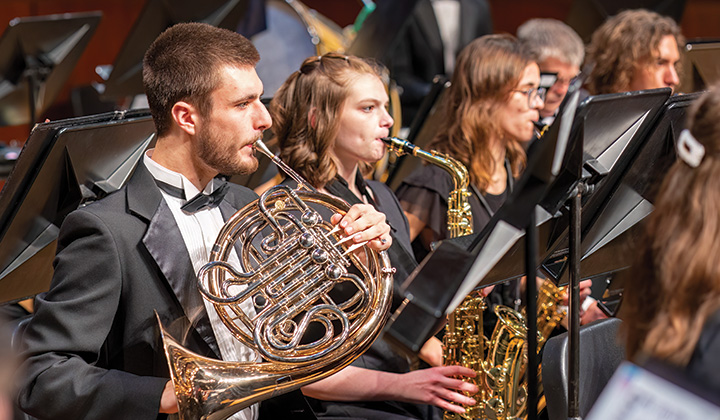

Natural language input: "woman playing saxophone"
[395,34,546,334]
[268,52,478,419]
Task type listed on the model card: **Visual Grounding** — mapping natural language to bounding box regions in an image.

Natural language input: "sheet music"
[587,362,720,420]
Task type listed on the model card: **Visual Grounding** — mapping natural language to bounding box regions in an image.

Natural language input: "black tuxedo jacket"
[18,163,258,420]
[388,0,492,125]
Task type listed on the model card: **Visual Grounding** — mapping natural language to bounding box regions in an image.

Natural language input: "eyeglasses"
[513,87,547,107]
[299,54,350,75]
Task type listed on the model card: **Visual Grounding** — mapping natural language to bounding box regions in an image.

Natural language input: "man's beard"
[197,124,259,176]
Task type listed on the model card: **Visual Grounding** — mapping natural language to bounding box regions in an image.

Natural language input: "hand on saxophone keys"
[330,203,392,252]
[397,366,479,414]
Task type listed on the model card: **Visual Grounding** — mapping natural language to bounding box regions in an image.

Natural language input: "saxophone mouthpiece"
[533,121,548,138]
[381,137,416,155]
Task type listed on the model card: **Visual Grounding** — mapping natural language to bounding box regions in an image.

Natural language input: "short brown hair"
[429,34,531,191]
[586,9,684,95]
[271,53,387,188]
[143,22,260,136]
[621,85,720,365]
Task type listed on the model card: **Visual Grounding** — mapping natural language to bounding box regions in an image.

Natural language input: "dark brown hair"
[429,34,531,191]
[270,53,387,188]
[143,22,260,136]
[586,9,684,95]
[621,85,720,365]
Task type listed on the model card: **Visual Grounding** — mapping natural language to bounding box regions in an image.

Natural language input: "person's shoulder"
[77,186,129,216]
[227,182,259,207]
[398,164,453,192]
[365,179,393,194]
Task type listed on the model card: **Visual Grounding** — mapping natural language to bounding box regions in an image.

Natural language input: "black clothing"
[280,173,439,420]
[395,163,519,335]
[17,163,259,420]
[395,163,510,260]
[687,309,720,392]
[387,0,492,125]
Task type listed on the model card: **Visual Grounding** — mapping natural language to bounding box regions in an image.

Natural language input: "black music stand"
[384,78,584,352]
[481,88,672,286]
[98,0,249,100]
[681,40,720,93]
[479,88,674,420]
[0,12,102,129]
[0,110,156,305]
[565,92,701,307]
[346,0,419,60]
[385,80,582,420]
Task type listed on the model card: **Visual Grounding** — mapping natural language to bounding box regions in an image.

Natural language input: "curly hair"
[143,23,260,137]
[270,53,387,188]
[585,9,684,95]
[621,85,720,366]
[428,34,531,191]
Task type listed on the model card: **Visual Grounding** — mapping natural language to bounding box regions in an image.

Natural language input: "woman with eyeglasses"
[394,34,544,337]
[266,52,478,420]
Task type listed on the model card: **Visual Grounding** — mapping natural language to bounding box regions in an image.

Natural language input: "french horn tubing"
[158,139,395,420]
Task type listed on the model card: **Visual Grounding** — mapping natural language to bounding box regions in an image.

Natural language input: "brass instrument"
[158,139,395,420]
[528,279,567,415]
[533,121,549,138]
[383,137,564,419]
[381,137,473,237]
[535,280,567,346]
[382,137,483,419]
[285,0,349,54]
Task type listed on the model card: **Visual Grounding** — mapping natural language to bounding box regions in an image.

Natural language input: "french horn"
[158,139,395,420]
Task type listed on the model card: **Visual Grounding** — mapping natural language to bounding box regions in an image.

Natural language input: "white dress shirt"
[144,150,259,420]
[431,0,461,74]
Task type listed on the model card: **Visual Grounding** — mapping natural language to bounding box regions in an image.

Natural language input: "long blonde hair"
[622,85,720,365]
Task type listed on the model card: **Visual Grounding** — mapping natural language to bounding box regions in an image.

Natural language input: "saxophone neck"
[382,137,467,185]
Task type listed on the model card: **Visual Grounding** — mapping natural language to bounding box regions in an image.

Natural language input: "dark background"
[0,0,716,187]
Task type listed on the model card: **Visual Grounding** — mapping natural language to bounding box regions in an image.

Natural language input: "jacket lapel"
[127,164,221,358]
[416,0,444,71]
[459,0,484,50]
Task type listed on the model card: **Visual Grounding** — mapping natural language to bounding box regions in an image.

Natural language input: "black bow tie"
[155,179,230,213]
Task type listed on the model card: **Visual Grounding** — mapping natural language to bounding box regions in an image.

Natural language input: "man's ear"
[308,107,318,129]
[171,101,199,135]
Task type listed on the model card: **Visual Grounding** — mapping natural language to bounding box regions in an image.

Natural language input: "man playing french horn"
[17,23,392,420]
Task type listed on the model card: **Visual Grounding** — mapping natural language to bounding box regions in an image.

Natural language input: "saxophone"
[381,137,473,237]
[382,137,483,419]
[383,137,566,419]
